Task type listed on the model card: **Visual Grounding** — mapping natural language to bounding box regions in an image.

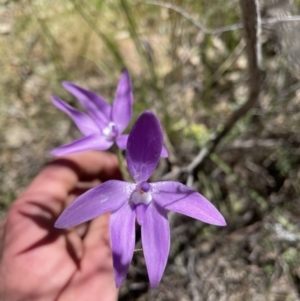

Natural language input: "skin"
[0,151,120,301]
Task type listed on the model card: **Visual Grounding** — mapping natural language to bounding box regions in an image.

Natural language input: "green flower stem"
[112,144,133,182]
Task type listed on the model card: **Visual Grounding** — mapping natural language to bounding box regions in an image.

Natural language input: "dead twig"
[223,138,284,150]
[147,1,300,35]
[163,0,263,181]
[187,249,201,301]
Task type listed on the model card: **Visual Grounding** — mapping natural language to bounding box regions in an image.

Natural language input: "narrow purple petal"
[116,134,129,150]
[62,82,111,128]
[50,134,113,156]
[152,181,226,226]
[112,69,133,133]
[135,204,147,225]
[126,111,163,183]
[161,145,168,158]
[110,202,136,287]
[51,96,99,136]
[55,181,134,228]
[142,203,170,288]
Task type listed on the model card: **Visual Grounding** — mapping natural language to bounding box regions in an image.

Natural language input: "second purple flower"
[51,69,133,156]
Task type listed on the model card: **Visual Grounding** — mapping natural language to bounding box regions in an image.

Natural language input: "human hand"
[0,151,121,301]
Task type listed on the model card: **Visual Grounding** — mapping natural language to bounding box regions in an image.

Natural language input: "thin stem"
[111,144,133,182]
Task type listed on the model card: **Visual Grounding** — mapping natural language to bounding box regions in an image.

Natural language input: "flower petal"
[62,82,111,128]
[152,181,226,226]
[126,111,163,183]
[51,96,99,136]
[110,202,136,287]
[135,204,147,225]
[116,134,129,150]
[112,69,133,133]
[161,145,168,158]
[55,181,134,228]
[51,134,113,156]
[141,203,170,288]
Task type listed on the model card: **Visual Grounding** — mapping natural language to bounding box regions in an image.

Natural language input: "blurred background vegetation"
[1,0,300,300]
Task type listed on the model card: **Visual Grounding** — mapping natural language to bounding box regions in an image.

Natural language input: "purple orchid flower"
[51,69,134,155]
[55,111,226,288]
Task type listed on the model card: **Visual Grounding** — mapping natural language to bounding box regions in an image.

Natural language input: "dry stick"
[188,0,262,171]
[162,0,263,181]
[147,1,300,35]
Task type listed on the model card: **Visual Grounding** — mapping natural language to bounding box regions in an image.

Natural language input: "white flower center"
[130,181,152,205]
[102,122,118,140]
[131,190,152,205]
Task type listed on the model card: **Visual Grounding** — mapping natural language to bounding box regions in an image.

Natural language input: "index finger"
[14,151,121,216]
